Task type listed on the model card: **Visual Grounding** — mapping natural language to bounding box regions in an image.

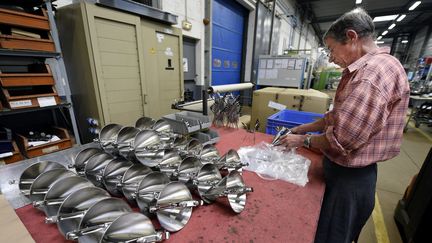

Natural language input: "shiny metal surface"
[40,176,94,217]
[135,116,156,130]
[158,149,182,177]
[116,126,140,158]
[172,136,188,149]
[120,164,152,203]
[218,149,243,172]
[84,152,113,187]
[133,130,164,167]
[29,168,76,203]
[226,171,248,213]
[74,148,104,175]
[19,161,64,196]
[57,187,110,236]
[99,124,123,153]
[73,198,132,243]
[102,158,133,196]
[136,172,170,215]
[199,144,220,162]
[156,182,194,232]
[196,164,222,203]
[0,143,98,209]
[177,157,202,183]
[185,139,203,156]
[101,212,162,243]
[152,119,173,134]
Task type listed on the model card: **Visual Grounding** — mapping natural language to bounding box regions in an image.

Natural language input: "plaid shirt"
[323,47,410,168]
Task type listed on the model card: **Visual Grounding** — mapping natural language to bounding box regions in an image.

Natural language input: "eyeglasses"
[323,47,333,57]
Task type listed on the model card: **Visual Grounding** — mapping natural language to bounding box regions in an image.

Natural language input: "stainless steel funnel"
[116,126,140,158]
[150,182,200,232]
[101,158,134,196]
[136,172,170,215]
[133,130,165,167]
[152,119,173,134]
[74,148,104,176]
[101,212,168,243]
[216,149,247,172]
[84,152,113,188]
[184,139,203,157]
[98,124,123,154]
[34,176,94,217]
[201,170,253,213]
[55,187,110,237]
[195,164,222,203]
[29,168,76,204]
[19,161,64,196]
[135,116,156,130]
[66,198,132,242]
[119,164,152,203]
[158,149,182,178]
[177,157,202,183]
[199,144,220,163]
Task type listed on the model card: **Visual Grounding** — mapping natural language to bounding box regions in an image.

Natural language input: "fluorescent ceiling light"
[409,1,421,11]
[401,40,409,43]
[397,14,406,22]
[373,15,398,22]
[388,23,396,29]
[356,0,362,4]
[377,36,383,40]
[376,41,385,44]
[382,30,388,35]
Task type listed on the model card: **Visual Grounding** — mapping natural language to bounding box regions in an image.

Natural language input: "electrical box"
[56,2,183,143]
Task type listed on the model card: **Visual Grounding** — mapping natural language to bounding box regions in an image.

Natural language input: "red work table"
[15,127,325,243]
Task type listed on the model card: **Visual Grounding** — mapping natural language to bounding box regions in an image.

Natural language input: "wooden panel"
[106,90,142,103]
[101,66,140,79]
[0,8,50,30]
[0,35,55,52]
[92,16,144,124]
[97,38,137,55]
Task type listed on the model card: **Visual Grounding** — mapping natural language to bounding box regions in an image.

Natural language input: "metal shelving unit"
[0,0,81,144]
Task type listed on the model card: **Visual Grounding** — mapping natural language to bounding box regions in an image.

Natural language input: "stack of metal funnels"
[19,160,169,243]
[18,116,253,242]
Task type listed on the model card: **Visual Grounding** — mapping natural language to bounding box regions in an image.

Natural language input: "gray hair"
[323,7,375,43]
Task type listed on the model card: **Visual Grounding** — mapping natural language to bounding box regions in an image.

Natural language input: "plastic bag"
[238,142,311,186]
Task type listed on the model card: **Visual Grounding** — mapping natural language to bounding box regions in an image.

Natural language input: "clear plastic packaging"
[238,142,311,186]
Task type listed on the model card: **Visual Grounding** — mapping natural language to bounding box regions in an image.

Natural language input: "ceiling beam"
[312,4,432,24]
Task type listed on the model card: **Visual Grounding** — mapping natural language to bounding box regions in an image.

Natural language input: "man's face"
[324,37,355,68]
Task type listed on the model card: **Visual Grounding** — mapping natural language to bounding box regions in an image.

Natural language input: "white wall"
[161,0,205,86]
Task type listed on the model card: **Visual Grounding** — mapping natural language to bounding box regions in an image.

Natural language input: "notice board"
[257,55,307,88]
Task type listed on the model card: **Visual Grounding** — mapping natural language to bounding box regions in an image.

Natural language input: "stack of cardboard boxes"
[251,88,331,133]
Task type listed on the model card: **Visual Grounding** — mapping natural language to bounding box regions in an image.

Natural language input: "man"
[280,7,410,243]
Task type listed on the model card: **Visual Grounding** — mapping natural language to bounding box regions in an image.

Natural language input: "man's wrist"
[303,134,312,148]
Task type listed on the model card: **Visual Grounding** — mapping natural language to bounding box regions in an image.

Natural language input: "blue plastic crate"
[266,109,324,135]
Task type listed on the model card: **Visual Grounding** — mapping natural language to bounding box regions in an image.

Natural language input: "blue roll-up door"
[212,0,247,86]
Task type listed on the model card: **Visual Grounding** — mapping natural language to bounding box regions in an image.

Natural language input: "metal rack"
[0,0,81,146]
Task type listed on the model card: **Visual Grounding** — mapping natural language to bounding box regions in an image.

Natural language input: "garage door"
[212,0,248,87]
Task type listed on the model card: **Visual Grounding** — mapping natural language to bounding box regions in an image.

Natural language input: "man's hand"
[279,134,306,149]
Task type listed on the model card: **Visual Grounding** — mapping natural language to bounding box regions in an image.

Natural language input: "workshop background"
[0,0,432,243]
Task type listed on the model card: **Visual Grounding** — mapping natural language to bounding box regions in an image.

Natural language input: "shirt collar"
[346,47,390,73]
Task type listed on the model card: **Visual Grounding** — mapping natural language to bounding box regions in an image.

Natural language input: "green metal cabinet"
[57,2,183,143]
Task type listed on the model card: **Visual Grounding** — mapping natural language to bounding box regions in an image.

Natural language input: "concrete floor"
[358,122,432,243]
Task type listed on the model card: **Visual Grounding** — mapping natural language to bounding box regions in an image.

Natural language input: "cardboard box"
[250,87,286,133]
[280,88,330,114]
[251,88,331,133]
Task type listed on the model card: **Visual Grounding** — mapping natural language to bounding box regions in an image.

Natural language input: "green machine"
[313,69,342,90]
